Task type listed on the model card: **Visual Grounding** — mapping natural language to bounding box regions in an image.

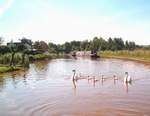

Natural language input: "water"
[0,58,150,116]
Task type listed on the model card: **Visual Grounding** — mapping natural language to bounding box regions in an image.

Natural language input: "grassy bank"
[0,52,70,73]
[0,66,20,73]
[29,53,70,61]
[98,50,150,62]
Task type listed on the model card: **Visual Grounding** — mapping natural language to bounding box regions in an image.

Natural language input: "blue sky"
[0,0,150,45]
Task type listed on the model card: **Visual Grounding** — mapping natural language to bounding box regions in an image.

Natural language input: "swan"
[124,72,132,83]
[113,75,118,80]
[72,70,76,81]
[102,75,105,81]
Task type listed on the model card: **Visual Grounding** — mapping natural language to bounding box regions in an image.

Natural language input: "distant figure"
[124,72,132,83]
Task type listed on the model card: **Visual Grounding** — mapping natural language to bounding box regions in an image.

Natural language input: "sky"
[0,0,150,45]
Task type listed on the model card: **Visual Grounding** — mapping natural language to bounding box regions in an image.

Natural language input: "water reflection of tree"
[0,70,28,90]
[11,73,18,88]
[0,76,5,91]
[33,60,49,71]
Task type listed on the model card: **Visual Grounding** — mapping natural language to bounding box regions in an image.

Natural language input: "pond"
[0,58,150,116]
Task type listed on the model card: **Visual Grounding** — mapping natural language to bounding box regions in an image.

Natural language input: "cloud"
[1,0,150,45]
[0,0,14,18]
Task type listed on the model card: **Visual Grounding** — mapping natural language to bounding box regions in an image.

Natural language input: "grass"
[98,50,150,62]
[0,66,20,73]
[0,53,29,65]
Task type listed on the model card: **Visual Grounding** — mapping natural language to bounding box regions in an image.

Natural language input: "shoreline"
[0,54,71,74]
[1,54,149,73]
[100,55,150,65]
[0,66,21,73]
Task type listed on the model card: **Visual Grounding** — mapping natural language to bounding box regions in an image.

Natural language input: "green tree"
[70,41,81,51]
[113,38,125,50]
[8,40,18,66]
[0,37,4,45]
[90,37,107,51]
[34,41,48,52]
[48,42,58,53]
[80,40,89,51]
[19,38,32,67]
[63,42,72,53]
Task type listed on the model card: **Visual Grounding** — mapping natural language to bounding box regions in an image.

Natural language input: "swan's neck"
[72,72,76,80]
[125,74,128,78]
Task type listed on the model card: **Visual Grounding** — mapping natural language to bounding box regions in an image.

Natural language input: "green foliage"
[29,53,51,60]
[20,37,32,47]
[0,46,10,54]
[48,42,58,53]
[0,66,19,73]
[0,53,30,67]
[71,41,81,51]
[47,37,138,53]
[0,37,4,45]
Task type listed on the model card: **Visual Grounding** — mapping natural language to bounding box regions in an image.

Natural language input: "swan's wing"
[128,76,131,81]
[124,76,127,82]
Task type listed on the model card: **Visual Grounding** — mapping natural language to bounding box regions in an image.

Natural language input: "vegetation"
[29,53,51,61]
[46,37,139,53]
[0,37,4,45]
[98,50,150,62]
[0,66,19,73]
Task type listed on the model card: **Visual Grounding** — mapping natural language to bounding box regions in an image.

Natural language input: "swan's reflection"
[72,80,77,95]
[124,81,132,93]
[72,79,76,89]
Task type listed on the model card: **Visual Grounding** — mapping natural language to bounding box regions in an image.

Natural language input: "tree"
[128,41,136,50]
[63,42,72,53]
[108,37,114,50]
[0,46,10,54]
[48,42,58,53]
[34,41,41,50]
[20,37,32,47]
[90,37,107,51]
[34,41,49,52]
[80,40,89,51]
[70,41,81,51]
[8,40,18,66]
[0,37,4,45]
[19,38,32,66]
[113,38,125,50]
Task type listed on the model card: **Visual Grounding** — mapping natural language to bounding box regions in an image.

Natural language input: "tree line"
[0,36,149,55]
[48,37,149,53]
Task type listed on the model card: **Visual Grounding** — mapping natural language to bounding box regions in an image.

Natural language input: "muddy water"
[0,58,150,116]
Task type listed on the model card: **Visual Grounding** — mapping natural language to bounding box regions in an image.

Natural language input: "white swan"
[124,72,132,83]
[72,70,76,81]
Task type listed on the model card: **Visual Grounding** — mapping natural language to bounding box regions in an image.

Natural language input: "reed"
[98,50,150,61]
[0,53,30,66]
